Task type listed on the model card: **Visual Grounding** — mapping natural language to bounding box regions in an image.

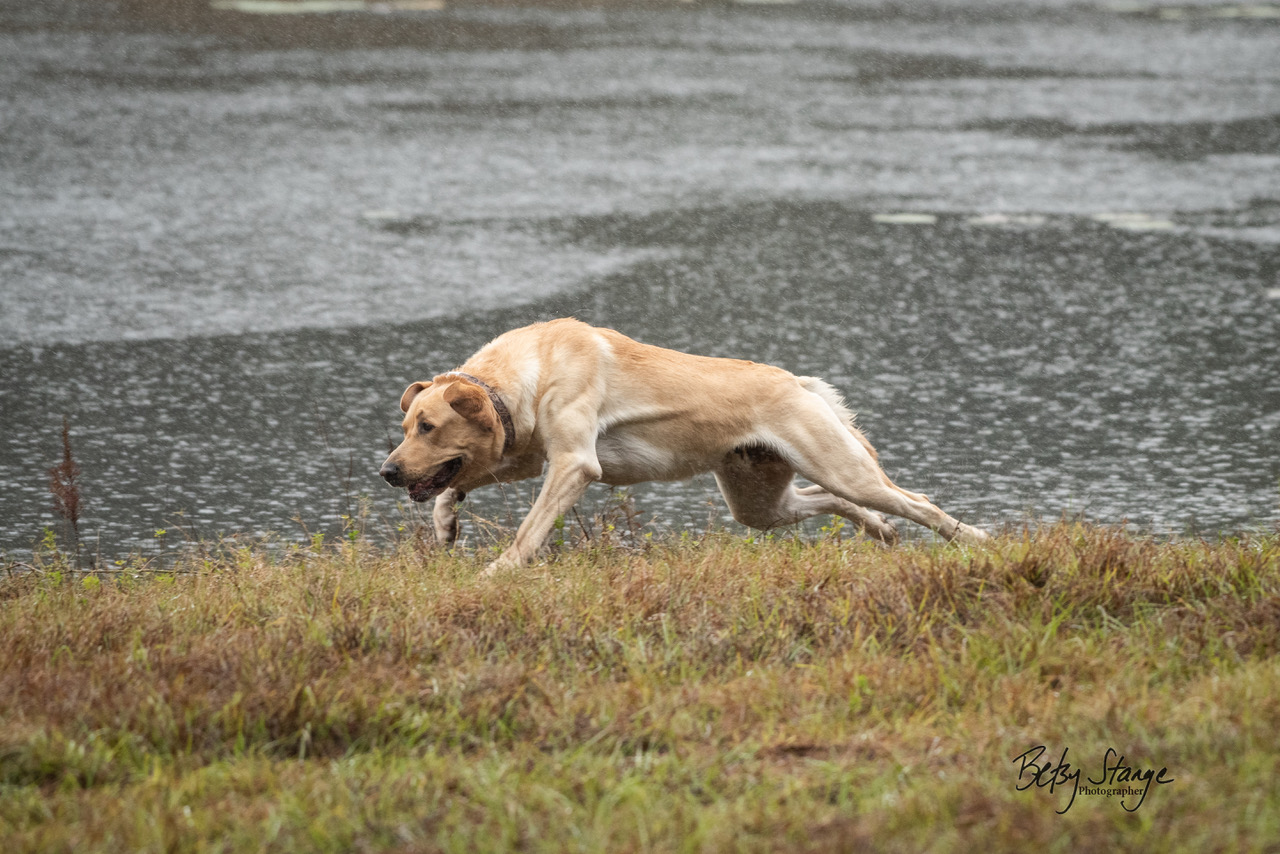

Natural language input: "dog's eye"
[418,422,435,435]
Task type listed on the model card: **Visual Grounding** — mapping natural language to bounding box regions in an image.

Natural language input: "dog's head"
[379,376,504,502]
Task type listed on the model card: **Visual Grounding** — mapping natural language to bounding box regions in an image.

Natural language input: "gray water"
[2,0,1279,560]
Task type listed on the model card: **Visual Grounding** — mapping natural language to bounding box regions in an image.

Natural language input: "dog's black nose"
[379,461,402,484]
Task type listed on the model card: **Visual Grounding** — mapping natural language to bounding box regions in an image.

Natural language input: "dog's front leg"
[484,451,601,574]
[432,487,465,547]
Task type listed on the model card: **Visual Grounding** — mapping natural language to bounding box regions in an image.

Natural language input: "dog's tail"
[798,376,881,464]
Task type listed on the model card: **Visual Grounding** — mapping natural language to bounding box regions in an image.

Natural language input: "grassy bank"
[2,524,1279,852]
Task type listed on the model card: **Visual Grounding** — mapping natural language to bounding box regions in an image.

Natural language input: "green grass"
[2,524,1279,852]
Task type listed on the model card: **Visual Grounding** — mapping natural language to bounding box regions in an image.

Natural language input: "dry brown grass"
[2,523,1279,852]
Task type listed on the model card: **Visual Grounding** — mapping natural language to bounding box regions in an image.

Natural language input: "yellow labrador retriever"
[380,318,990,571]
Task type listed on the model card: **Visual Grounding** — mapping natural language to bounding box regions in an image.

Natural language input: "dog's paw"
[433,517,460,548]
[481,551,522,577]
[864,514,900,545]
[954,522,993,545]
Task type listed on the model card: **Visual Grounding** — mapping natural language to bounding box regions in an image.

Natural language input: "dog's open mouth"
[408,457,464,503]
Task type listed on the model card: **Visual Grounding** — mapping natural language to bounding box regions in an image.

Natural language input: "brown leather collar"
[440,371,516,456]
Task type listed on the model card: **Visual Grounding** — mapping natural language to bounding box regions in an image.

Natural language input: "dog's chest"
[594,427,711,486]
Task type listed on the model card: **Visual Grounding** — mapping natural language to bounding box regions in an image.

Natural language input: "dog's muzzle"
[380,457,464,503]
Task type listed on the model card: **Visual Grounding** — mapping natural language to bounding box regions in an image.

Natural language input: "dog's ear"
[443,381,494,431]
[400,381,431,413]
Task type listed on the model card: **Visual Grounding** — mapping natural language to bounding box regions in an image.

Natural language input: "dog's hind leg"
[773,394,991,545]
[714,446,899,542]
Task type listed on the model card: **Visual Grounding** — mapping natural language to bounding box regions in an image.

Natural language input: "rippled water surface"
[2,0,1278,558]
